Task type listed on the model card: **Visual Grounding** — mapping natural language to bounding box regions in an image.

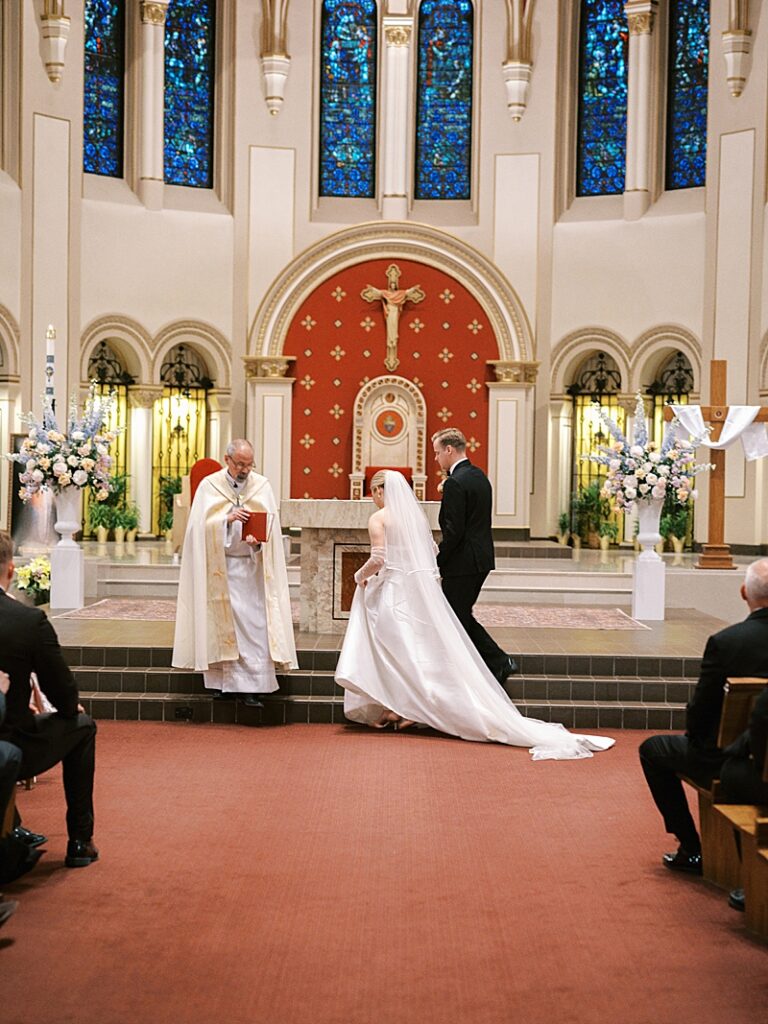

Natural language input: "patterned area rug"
[57,599,178,620]
[474,605,649,630]
[59,599,648,630]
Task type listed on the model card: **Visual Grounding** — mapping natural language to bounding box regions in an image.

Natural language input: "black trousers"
[639,734,724,852]
[441,573,507,679]
[10,712,97,842]
[0,740,21,827]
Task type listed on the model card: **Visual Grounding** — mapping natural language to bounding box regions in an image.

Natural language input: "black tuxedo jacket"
[0,588,79,736]
[687,606,768,755]
[436,459,495,578]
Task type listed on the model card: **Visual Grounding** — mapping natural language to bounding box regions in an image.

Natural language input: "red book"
[242,511,273,543]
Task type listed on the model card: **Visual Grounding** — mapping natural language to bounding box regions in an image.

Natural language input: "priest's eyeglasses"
[227,458,253,471]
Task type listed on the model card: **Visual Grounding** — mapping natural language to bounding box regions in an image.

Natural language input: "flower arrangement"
[8,383,117,503]
[14,556,51,605]
[586,394,712,512]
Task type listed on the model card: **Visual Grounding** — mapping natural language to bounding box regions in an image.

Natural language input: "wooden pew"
[680,677,767,890]
[713,735,768,940]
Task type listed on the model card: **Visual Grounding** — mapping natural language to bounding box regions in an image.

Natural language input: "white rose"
[658,465,670,476]
[651,484,666,499]
[26,459,36,470]
[73,469,88,486]
[609,459,621,472]
[67,454,79,467]
[648,452,660,463]
[646,473,658,485]
[629,446,644,458]
[52,462,66,476]
[78,444,90,456]
[624,486,637,500]
[639,483,651,495]
[624,475,637,488]
[70,430,85,441]
[31,469,44,483]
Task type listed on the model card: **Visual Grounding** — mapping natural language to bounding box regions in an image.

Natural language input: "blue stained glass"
[415,0,473,200]
[319,0,377,198]
[576,0,627,197]
[666,0,709,190]
[164,0,216,188]
[83,0,125,177]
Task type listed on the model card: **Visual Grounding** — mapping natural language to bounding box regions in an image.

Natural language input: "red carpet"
[2,722,766,1024]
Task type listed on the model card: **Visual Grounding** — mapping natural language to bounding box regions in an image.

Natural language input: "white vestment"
[172,469,297,685]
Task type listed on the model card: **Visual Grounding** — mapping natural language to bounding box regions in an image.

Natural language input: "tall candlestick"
[45,324,56,411]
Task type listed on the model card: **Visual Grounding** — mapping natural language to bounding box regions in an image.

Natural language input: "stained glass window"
[83,0,125,177]
[319,0,377,198]
[164,0,216,188]
[576,0,627,197]
[415,0,473,201]
[666,0,709,190]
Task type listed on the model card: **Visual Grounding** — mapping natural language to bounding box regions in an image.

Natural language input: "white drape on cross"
[669,405,768,461]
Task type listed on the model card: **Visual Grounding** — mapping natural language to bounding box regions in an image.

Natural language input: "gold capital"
[385,26,411,47]
[140,2,168,26]
[487,360,539,384]
[628,12,653,35]
[243,355,295,380]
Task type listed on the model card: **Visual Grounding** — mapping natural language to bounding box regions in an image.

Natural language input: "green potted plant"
[598,519,619,551]
[158,475,182,539]
[88,499,113,543]
[122,502,141,542]
[573,481,605,548]
[660,506,689,554]
[557,511,570,545]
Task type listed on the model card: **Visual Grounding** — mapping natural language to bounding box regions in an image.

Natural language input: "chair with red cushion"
[189,458,222,504]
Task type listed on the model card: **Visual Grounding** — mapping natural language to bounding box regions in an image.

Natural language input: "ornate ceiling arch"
[152,320,232,388]
[629,325,702,397]
[80,315,153,383]
[249,222,534,363]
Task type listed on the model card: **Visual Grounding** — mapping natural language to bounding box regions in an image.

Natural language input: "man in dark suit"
[432,428,517,684]
[0,667,42,886]
[0,530,99,868]
[639,558,768,874]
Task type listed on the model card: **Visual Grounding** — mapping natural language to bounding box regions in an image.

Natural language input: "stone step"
[69,664,698,704]
[76,690,686,731]
[63,645,703,679]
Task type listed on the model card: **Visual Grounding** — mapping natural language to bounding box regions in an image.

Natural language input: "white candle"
[45,324,56,403]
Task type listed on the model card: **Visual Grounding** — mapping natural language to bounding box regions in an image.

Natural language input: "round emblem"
[375,409,404,439]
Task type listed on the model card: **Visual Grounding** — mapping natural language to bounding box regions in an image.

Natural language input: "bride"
[336,470,615,760]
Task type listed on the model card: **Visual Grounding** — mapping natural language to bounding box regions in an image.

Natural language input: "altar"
[280,498,442,634]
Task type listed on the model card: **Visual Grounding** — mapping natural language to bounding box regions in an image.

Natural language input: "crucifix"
[664,359,768,569]
[361,263,425,372]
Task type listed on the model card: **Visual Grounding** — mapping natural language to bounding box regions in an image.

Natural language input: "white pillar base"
[50,544,85,611]
[631,552,665,620]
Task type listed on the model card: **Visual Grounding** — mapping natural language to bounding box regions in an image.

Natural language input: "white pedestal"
[631,552,666,621]
[50,544,84,611]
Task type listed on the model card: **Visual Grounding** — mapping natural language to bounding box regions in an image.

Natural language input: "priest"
[172,439,297,706]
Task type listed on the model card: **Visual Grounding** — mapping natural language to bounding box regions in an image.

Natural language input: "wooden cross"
[664,360,768,569]
[361,264,425,372]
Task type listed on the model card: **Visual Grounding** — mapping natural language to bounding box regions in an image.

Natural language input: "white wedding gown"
[335,473,615,761]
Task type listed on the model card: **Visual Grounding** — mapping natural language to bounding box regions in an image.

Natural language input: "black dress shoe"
[242,695,264,708]
[12,827,47,849]
[211,690,234,701]
[0,847,44,884]
[65,839,99,868]
[496,656,519,682]
[0,899,19,928]
[662,847,702,875]
[728,888,746,912]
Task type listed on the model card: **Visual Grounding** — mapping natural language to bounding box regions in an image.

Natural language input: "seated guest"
[0,669,43,884]
[0,531,99,868]
[639,558,768,874]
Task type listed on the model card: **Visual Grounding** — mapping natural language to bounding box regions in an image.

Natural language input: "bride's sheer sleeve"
[354,545,386,584]
[354,512,386,584]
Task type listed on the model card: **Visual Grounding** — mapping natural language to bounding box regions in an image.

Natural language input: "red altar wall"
[286,258,498,501]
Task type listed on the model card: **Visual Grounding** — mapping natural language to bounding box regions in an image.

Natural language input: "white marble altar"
[280,498,441,633]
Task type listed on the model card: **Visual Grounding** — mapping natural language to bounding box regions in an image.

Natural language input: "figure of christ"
[361,264,425,372]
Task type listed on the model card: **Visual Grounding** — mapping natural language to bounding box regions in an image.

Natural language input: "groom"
[432,428,518,684]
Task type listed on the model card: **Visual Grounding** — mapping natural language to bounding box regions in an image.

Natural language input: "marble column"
[0,382,20,530]
[623,1,658,221]
[486,361,538,531]
[207,389,232,461]
[548,398,574,536]
[244,356,295,500]
[128,386,161,536]
[380,19,413,220]
[138,1,168,211]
